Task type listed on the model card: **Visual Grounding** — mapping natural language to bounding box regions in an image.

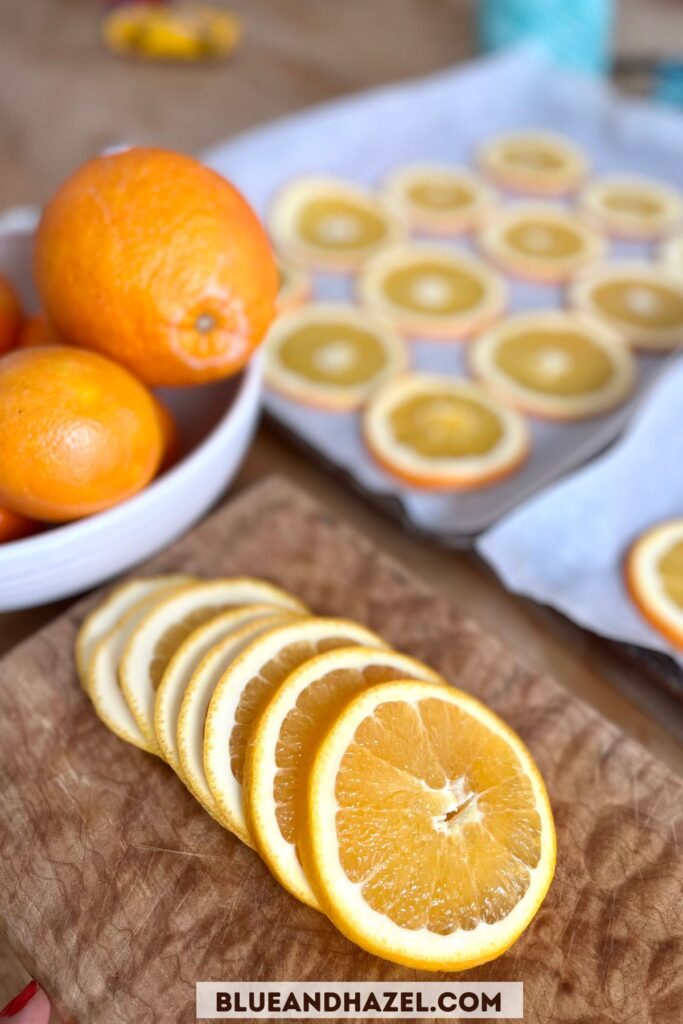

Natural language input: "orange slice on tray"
[87,577,196,752]
[477,130,588,196]
[204,617,386,846]
[276,257,311,314]
[76,574,195,688]
[301,679,556,971]
[626,519,683,651]
[570,262,683,352]
[363,372,529,490]
[470,310,636,420]
[357,243,507,339]
[176,611,296,830]
[154,603,294,772]
[269,176,404,272]
[579,175,683,240]
[246,646,444,909]
[120,579,307,747]
[381,164,497,235]
[264,302,408,410]
[478,203,605,283]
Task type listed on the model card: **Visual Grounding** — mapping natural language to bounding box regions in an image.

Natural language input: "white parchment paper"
[203,47,683,541]
[479,357,683,665]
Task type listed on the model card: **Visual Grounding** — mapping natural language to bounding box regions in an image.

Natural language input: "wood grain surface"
[0,476,681,1023]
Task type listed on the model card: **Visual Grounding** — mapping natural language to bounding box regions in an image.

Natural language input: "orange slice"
[363,372,530,490]
[626,519,683,651]
[357,243,507,339]
[479,203,605,283]
[154,603,292,772]
[76,573,195,689]
[177,612,296,831]
[301,680,556,971]
[246,646,444,909]
[204,617,386,846]
[264,302,408,410]
[269,177,404,272]
[276,257,311,314]
[470,310,636,420]
[570,262,683,352]
[477,130,588,196]
[382,164,497,235]
[579,175,683,240]
[120,579,307,747]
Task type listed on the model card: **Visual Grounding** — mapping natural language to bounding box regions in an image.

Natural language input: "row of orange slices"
[76,575,557,970]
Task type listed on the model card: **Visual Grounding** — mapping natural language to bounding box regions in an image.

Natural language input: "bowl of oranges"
[0,147,278,610]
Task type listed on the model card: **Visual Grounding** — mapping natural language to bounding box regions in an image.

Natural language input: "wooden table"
[2,0,683,1016]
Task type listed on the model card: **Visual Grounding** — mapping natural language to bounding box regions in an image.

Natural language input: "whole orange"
[34,147,277,386]
[0,347,163,522]
[18,311,62,348]
[0,273,23,355]
[0,506,40,544]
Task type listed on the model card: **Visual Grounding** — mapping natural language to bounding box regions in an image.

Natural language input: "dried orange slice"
[626,519,683,651]
[264,303,408,410]
[301,680,556,971]
[276,257,311,314]
[87,577,195,752]
[479,203,605,283]
[204,617,386,846]
[470,310,636,420]
[477,130,588,196]
[382,164,497,235]
[269,177,403,272]
[120,579,307,747]
[177,612,296,831]
[357,243,507,339]
[570,262,683,351]
[363,373,529,490]
[579,175,683,240]
[154,603,293,772]
[246,646,444,908]
[76,574,195,688]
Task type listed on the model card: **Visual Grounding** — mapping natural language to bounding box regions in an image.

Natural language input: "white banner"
[196,982,523,1018]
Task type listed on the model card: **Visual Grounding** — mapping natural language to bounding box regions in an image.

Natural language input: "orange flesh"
[229,636,360,785]
[504,220,584,259]
[501,145,565,172]
[334,697,541,933]
[659,540,683,609]
[150,604,238,689]
[279,323,387,386]
[603,191,662,217]
[297,198,387,251]
[593,281,683,329]
[391,394,502,458]
[383,263,485,315]
[495,330,613,395]
[407,181,474,211]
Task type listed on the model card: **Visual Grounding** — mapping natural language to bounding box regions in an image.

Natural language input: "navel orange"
[0,273,23,355]
[0,347,163,522]
[34,147,277,386]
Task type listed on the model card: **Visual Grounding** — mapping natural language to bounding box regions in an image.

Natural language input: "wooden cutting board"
[1,477,681,1024]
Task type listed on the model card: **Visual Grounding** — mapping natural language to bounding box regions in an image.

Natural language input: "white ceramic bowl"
[0,215,262,610]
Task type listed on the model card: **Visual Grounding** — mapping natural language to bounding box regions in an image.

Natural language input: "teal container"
[478,0,614,75]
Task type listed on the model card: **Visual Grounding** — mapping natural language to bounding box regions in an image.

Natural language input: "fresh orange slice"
[204,617,386,846]
[120,579,307,747]
[626,519,683,651]
[357,243,507,339]
[87,577,195,752]
[363,372,530,490]
[246,646,444,908]
[276,257,311,314]
[570,262,683,351]
[177,612,296,831]
[382,164,497,235]
[470,310,636,420]
[479,203,605,283]
[264,302,408,410]
[301,680,556,971]
[579,174,683,240]
[269,177,404,272]
[76,574,195,689]
[477,130,588,196]
[154,603,293,772]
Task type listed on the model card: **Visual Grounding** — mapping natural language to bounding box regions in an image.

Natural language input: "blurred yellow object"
[103,3,243,62]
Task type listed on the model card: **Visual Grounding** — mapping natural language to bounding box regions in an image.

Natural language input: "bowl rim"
[0,351,262,567]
